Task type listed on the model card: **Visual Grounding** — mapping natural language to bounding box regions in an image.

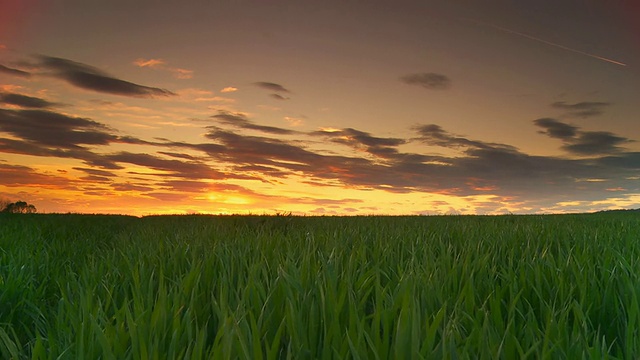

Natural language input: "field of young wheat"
[1,213,639,359]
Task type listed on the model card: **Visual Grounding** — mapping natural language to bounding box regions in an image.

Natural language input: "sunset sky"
[1,0,639,215]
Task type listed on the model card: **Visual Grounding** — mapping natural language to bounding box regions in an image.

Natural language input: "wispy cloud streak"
[480,21,627,67]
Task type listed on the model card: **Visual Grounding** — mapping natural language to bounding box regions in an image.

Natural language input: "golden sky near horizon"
[1,0,639,215]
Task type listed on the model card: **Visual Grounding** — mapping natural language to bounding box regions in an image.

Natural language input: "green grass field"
[1,213,639,359]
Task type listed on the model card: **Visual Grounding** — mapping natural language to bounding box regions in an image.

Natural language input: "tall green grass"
[1,213,639,358]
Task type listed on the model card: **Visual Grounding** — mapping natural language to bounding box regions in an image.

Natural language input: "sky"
[1,0,639,216]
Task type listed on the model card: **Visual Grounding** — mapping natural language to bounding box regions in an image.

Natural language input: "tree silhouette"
[1,201,37,214]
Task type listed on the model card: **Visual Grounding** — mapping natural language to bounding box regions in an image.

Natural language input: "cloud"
[0,92,59,108]
[111,182,155,192]
[311,127,406,158]
[0,107,164,169]
[133,58,165,68]
[172,68,193,79]
[211,111,297,135]
[183,127,430,193]
[534,118,578,139]
[0,108,115,148]
[233,164,290,178]
[254,82,290,93]
[284,116,304,126]
[203,127,321,167]
[563,132,630,155]
[0,64,31,77]
[157,179,211,193]
[414,124,516,152]
[0,137,124,169]
[200,129,429,193]
[551,101,611,118]
[400,73,451,90]
[0,163,78,189]
[80,175,111,183]
[270,93,290,101]
[220,87,238,93]
[156,151,199,160]
[534,118,631,155]
[171,127,422,192]
[39,56,175,97]
[133,58,194,79]
[596,153,640,171]
[73,167,117,178]
[107,152,225,180]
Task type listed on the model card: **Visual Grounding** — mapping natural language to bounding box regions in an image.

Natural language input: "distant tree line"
[1,200,37,214]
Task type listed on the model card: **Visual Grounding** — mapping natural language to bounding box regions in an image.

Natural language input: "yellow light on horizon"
[223,196,251,205]
[206,193,251,205]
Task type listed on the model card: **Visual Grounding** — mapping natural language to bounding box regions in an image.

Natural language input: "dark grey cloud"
[233,164,290,178]
[551,101,611,118]
[203,127,322,167]
[0,108,167,170]
[166,141,227,157]
[114,136,159,146]
[270,93,290,101]
[254,82,290,93]
[180,127,436,193]
[212,111,296,135]
[563,132,630,155]
[242,127,501,193]
[72,167,117,177]
[0,108,114,148]
[415,124,479,148]
[0,92,59,109]
[0,137,123,170]
[153,180,259,197]
[107,152,224,180]
[80,175,111,183]
[400,73,451,90]
[312,127,406,158]
[534,118,578,139]
[156,151,199,160]
[414,124,517,152]
[180,127,403,189]
[534,118,631,155]
[0,107,159,150]
[157,180,211,193]
[596,153,640,170]
[0,107,276,186]
[0,64,31,77]
[38,56,175,98]
[111,182,155,192]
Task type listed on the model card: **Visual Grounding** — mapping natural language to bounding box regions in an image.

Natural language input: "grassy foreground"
[1,213,640,359]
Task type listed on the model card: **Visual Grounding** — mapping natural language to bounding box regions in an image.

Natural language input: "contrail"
[480,21,627,67]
